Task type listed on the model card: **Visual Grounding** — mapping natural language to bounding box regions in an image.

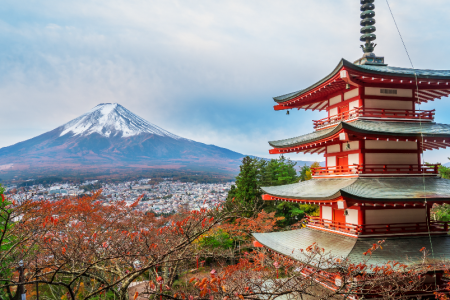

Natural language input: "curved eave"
[263,192,343,202]
[340,191,450,203]
[268,123,343,149]
[264,193,450,203]
[261,178,356,201]
[273,59,346,103]
[269,121,450,150]
[273,59,450,105]
[253,229,450,271]
[351,62,450,80]
[262,177,450,203]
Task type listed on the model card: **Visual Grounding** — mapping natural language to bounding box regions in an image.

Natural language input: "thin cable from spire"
[385,0,437,285]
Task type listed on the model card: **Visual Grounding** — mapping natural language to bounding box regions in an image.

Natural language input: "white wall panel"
[343,141,359,152]
[349,100,360,110]
[345,209,359,225]
[365,209,426,224]
[327,144,340,153]
[344,89,359,100]
[322,206,332,220]
[348,153,360,166]
[327,156,336,167]
[365,153,417,164]
[364,99,413,110]
[329,107,338,116]
[329,95,342,106]
[365,87,413,97]
[365,140,417,150]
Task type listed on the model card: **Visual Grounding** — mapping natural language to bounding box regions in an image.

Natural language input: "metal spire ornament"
[354,0,386,66]
[360,0,376,53]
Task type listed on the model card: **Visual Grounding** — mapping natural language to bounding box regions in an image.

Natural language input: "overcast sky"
[1,0,450,163]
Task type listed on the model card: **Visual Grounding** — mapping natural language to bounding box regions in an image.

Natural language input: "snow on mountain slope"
[60,103,185,140]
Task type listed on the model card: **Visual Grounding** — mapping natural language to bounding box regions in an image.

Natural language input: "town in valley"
[4,179,233,214]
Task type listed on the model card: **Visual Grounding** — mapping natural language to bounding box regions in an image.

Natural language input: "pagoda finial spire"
[354,0,385,65]
[360,0,377,53]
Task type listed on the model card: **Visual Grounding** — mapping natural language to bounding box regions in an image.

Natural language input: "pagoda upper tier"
[268,58,450,179]
[269,120,450,155]
[261,177,450,204]
[274,59,450,112]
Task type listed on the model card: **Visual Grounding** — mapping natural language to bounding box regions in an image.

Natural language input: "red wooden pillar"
[359,140,365,173]
[427,204,431,225]
[359,205,366,234]
[358,206,363,224]
[417,140,422,166]
[358,86,365,108]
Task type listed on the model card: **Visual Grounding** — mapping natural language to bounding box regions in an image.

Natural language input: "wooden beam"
[310,102,322,111]
[419,90,443,99]
[425,141,447,149]
[317,101,328,111]
[364,96,416,102]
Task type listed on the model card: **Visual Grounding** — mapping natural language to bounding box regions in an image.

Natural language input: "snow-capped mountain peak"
[59,103,184,139]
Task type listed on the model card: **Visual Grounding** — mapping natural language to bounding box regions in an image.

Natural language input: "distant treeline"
[80,182,103,192]
[17,176,65,187]
[4,168,235,186]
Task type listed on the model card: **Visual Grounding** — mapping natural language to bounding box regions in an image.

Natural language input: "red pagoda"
[253,0,450,295]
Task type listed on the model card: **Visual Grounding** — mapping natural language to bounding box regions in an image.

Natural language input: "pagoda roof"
[252,228,450,270]
[261,177,450,202]
[273,59,450,110]
[269,120,450,150]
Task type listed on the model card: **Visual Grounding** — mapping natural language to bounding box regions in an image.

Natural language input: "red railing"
[313,107,435,130]
[313,108,361,130]
[306,216,449,236]
[312,164,439,176]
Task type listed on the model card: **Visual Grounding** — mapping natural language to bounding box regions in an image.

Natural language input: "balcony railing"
[313,107,435,130]
[311,164,439,177]
[306,216,449,236]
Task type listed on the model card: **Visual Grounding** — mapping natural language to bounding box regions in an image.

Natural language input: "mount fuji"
[0,103,245,178]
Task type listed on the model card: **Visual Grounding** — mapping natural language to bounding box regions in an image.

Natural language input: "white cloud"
[0,0,449,163]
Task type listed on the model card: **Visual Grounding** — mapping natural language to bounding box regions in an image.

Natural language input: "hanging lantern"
[286,110,290,115]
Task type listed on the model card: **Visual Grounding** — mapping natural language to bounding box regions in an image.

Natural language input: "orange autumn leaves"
[220,210,283,239]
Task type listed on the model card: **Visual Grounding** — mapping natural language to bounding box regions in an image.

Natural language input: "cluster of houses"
[4,179,233,214]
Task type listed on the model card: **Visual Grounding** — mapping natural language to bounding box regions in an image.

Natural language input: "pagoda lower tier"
[260,177,450,238]
[254,177,450,294]
[252,228,450,290]
[253,228,450,271]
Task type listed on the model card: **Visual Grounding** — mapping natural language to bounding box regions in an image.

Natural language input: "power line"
[385,0,436,284]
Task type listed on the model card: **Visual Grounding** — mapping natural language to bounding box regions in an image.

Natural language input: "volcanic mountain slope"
[0,103,245,175]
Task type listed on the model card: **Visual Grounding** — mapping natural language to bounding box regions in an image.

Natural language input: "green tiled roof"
[274,59,450,103]
[347,234,450,268]
[273,89,307,102]
[261,179,356,200]
[253,228,450,270]
[269,120,450,148]
[358,64,450,78]
[261,177,450,202]
[269,126,335,148]
[350,120,450,136]
[253,228,357,269]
